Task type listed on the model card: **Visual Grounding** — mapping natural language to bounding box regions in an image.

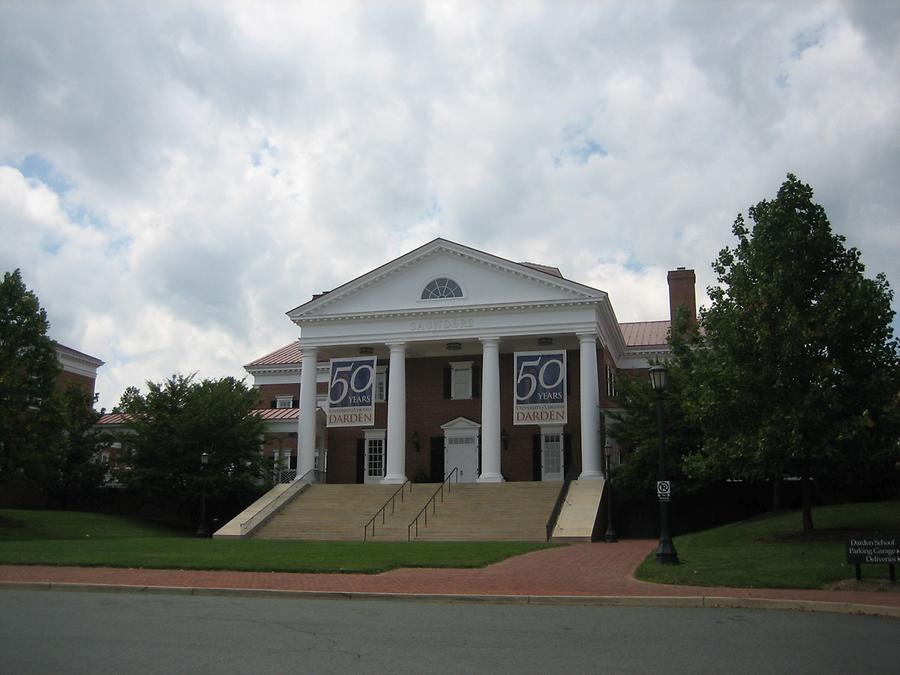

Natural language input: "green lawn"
[0,509,555,573]
[636,501,900,589]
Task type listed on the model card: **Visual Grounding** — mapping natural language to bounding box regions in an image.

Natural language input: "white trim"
[57,350,103,379]
[374,365,388,402]
[440,416,481,433]
[364,428,387,484]
[419,276,466,301]
[290,298,604,325]
[449,360,473,400]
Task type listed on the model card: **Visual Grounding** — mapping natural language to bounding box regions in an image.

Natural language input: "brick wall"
[322,348,603,484]
[56,370,96,396]
[254,383,301,409]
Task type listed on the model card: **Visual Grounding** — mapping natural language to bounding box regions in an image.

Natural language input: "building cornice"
[57,350,104,379]
[291,297,604,326]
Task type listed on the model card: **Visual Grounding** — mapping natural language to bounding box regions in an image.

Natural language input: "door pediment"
[441,416,481,432]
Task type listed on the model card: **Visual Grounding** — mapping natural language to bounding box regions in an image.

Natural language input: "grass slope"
[0,509,555,573]
[636,501,900,589]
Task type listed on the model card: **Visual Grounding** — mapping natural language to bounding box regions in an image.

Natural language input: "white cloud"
[0,0,896,410]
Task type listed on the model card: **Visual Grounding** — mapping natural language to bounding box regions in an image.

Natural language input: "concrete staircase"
[253,484,401,541]
[408,482,564,542]
[250,481,566,542]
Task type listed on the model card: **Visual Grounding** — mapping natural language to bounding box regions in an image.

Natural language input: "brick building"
[54,342,104,397]
[247,239,693,486]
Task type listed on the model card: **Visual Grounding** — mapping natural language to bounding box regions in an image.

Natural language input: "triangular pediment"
[288,239,604,322]
[440,416,481,431]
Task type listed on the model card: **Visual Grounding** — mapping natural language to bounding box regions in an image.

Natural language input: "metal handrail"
[363,480,412,541]
[407,467,459,541]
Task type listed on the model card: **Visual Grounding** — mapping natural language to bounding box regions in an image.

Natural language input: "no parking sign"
[657,481,671,502]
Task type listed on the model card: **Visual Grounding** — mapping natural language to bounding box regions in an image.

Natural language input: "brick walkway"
[1,540,898,613]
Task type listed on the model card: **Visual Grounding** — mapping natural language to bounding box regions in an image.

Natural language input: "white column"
[478,337,504,482]
[298,345,318,480]
[578,333,603,480]
[382,342,407,484]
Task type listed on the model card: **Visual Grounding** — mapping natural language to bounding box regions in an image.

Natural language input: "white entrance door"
[445,435,478,483]
[364,431,386,484]
[440,417,481,483]
[541,426,564,481]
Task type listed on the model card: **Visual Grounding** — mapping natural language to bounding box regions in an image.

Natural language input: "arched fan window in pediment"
[421,277,463,300]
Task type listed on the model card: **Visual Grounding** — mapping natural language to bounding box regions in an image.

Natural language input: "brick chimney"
[667,267,696,324]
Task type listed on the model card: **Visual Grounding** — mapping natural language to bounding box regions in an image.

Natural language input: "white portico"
[287,239,626,485]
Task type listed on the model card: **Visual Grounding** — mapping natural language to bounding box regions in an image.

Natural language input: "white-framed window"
[450,361,473,400]
[275,395,294,409]
[541,425,564,480]
[606,364,617,397]
[374,365,388,402]
[421,277,463,299]
[364,429,386,483]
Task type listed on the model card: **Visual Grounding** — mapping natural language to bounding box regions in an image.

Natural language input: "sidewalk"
[1,540,898,617]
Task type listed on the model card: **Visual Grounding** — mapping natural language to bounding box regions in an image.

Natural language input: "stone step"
[408,482,562,542]
[254,483,401,540]
[253,481,565,542]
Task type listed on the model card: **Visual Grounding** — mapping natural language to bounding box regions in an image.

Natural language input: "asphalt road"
[1,589,897,674]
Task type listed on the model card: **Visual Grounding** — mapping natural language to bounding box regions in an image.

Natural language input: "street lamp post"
[603,441,618,543]
[648,365,679,565]
[196,451,209,538]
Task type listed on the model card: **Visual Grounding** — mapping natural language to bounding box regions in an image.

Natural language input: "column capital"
[479,336,501,347]
[576,332,598,344]
[385,341,407,351]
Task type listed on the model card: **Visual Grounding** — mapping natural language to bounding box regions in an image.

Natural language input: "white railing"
[274,468,297,484]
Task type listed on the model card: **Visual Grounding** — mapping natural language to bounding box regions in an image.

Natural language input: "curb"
[2,581,898,618]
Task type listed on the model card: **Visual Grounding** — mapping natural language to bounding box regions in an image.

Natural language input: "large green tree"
[0,269,61,487]
[45,384,107,507]
[115,374,267,513]
[608,311,705,496]
[686,174,900,531]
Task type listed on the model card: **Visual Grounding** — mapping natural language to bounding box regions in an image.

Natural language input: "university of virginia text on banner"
[327,357,377,427]
[513,350,567,425]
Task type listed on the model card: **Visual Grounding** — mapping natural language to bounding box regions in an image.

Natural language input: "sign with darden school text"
[326,357,377,427]
[513,351,567,425]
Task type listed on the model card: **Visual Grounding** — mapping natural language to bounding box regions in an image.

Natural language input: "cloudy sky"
[2,0,898,411]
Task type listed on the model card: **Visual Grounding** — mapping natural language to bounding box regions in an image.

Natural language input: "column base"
[578,470,604,480]
[477,473,505,483]
[381,474,408,485]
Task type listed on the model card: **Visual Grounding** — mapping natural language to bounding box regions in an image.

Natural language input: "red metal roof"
[245,341,302,368]
[251,408,300,421]
[619,320,671,347]
[97,409,301,426]
[97,413,129,426]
